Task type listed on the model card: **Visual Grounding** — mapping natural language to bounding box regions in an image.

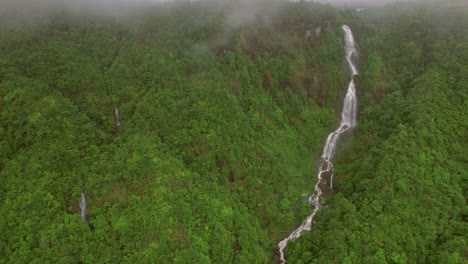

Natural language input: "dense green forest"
[0,1,466,263]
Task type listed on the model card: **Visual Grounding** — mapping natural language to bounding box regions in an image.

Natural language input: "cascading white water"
[322,79,357,161]
[80,192,87,222]
[114,105,121,127]
[343,25,358,76]
[278,24,358,263]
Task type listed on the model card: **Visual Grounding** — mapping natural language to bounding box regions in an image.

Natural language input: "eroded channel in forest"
[278,24,359,263]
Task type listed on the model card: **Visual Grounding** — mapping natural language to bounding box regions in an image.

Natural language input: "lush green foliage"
[0,1,466,263]
[0,2,346,263]
[285,2,468,264]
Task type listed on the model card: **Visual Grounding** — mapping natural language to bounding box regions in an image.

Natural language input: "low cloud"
[0,0,431,28]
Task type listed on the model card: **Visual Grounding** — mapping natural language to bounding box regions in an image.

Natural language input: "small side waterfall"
[278,24,359,263]
[114,105,121,127]
[79,192,87,222]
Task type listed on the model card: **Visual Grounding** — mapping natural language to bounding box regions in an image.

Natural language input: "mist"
[0,0,166,28]
[1,0,163,16]
[0,0,452,29]
[0,0,287,30]
[314,0,408,7]
[0,0,432,14]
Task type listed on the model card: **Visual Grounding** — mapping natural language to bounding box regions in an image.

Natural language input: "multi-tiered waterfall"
[278,24,359,263]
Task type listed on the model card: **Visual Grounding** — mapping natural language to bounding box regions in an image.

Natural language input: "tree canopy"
[0,1,466,263]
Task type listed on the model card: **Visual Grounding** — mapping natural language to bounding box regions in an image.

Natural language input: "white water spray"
[278,24,358,263]
[114,105,121,127]
[80,192,87,222]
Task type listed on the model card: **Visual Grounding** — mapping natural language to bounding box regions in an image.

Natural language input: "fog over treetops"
[1,0,457,25]
[0,0,466,262]
[0,0,450,11]
[1,0,461,20]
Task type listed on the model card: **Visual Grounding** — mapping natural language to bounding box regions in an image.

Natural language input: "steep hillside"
[0,1,466,263]
[0,2,347,262]
[284,3,467,263]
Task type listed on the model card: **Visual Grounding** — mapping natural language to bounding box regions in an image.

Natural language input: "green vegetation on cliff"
[0,2,345,262]
[0,1,466,263]
[285,3,467,264]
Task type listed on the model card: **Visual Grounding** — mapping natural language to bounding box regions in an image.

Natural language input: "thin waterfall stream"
[277,24,359,263]
[79,192,87,222]
[114,105,121,127]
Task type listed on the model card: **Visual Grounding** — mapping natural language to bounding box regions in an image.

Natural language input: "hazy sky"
[315,0,426,6]
[0,0,440,31]
[1,0,420,8]
[0,0,431,19]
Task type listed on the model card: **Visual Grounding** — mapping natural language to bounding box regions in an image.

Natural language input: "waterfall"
[80,192,87,222]
[278,24,359,263]
[114,105,121,127]
[343,25,358,76]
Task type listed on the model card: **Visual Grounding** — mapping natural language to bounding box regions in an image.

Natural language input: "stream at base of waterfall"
[278,24,359,263]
